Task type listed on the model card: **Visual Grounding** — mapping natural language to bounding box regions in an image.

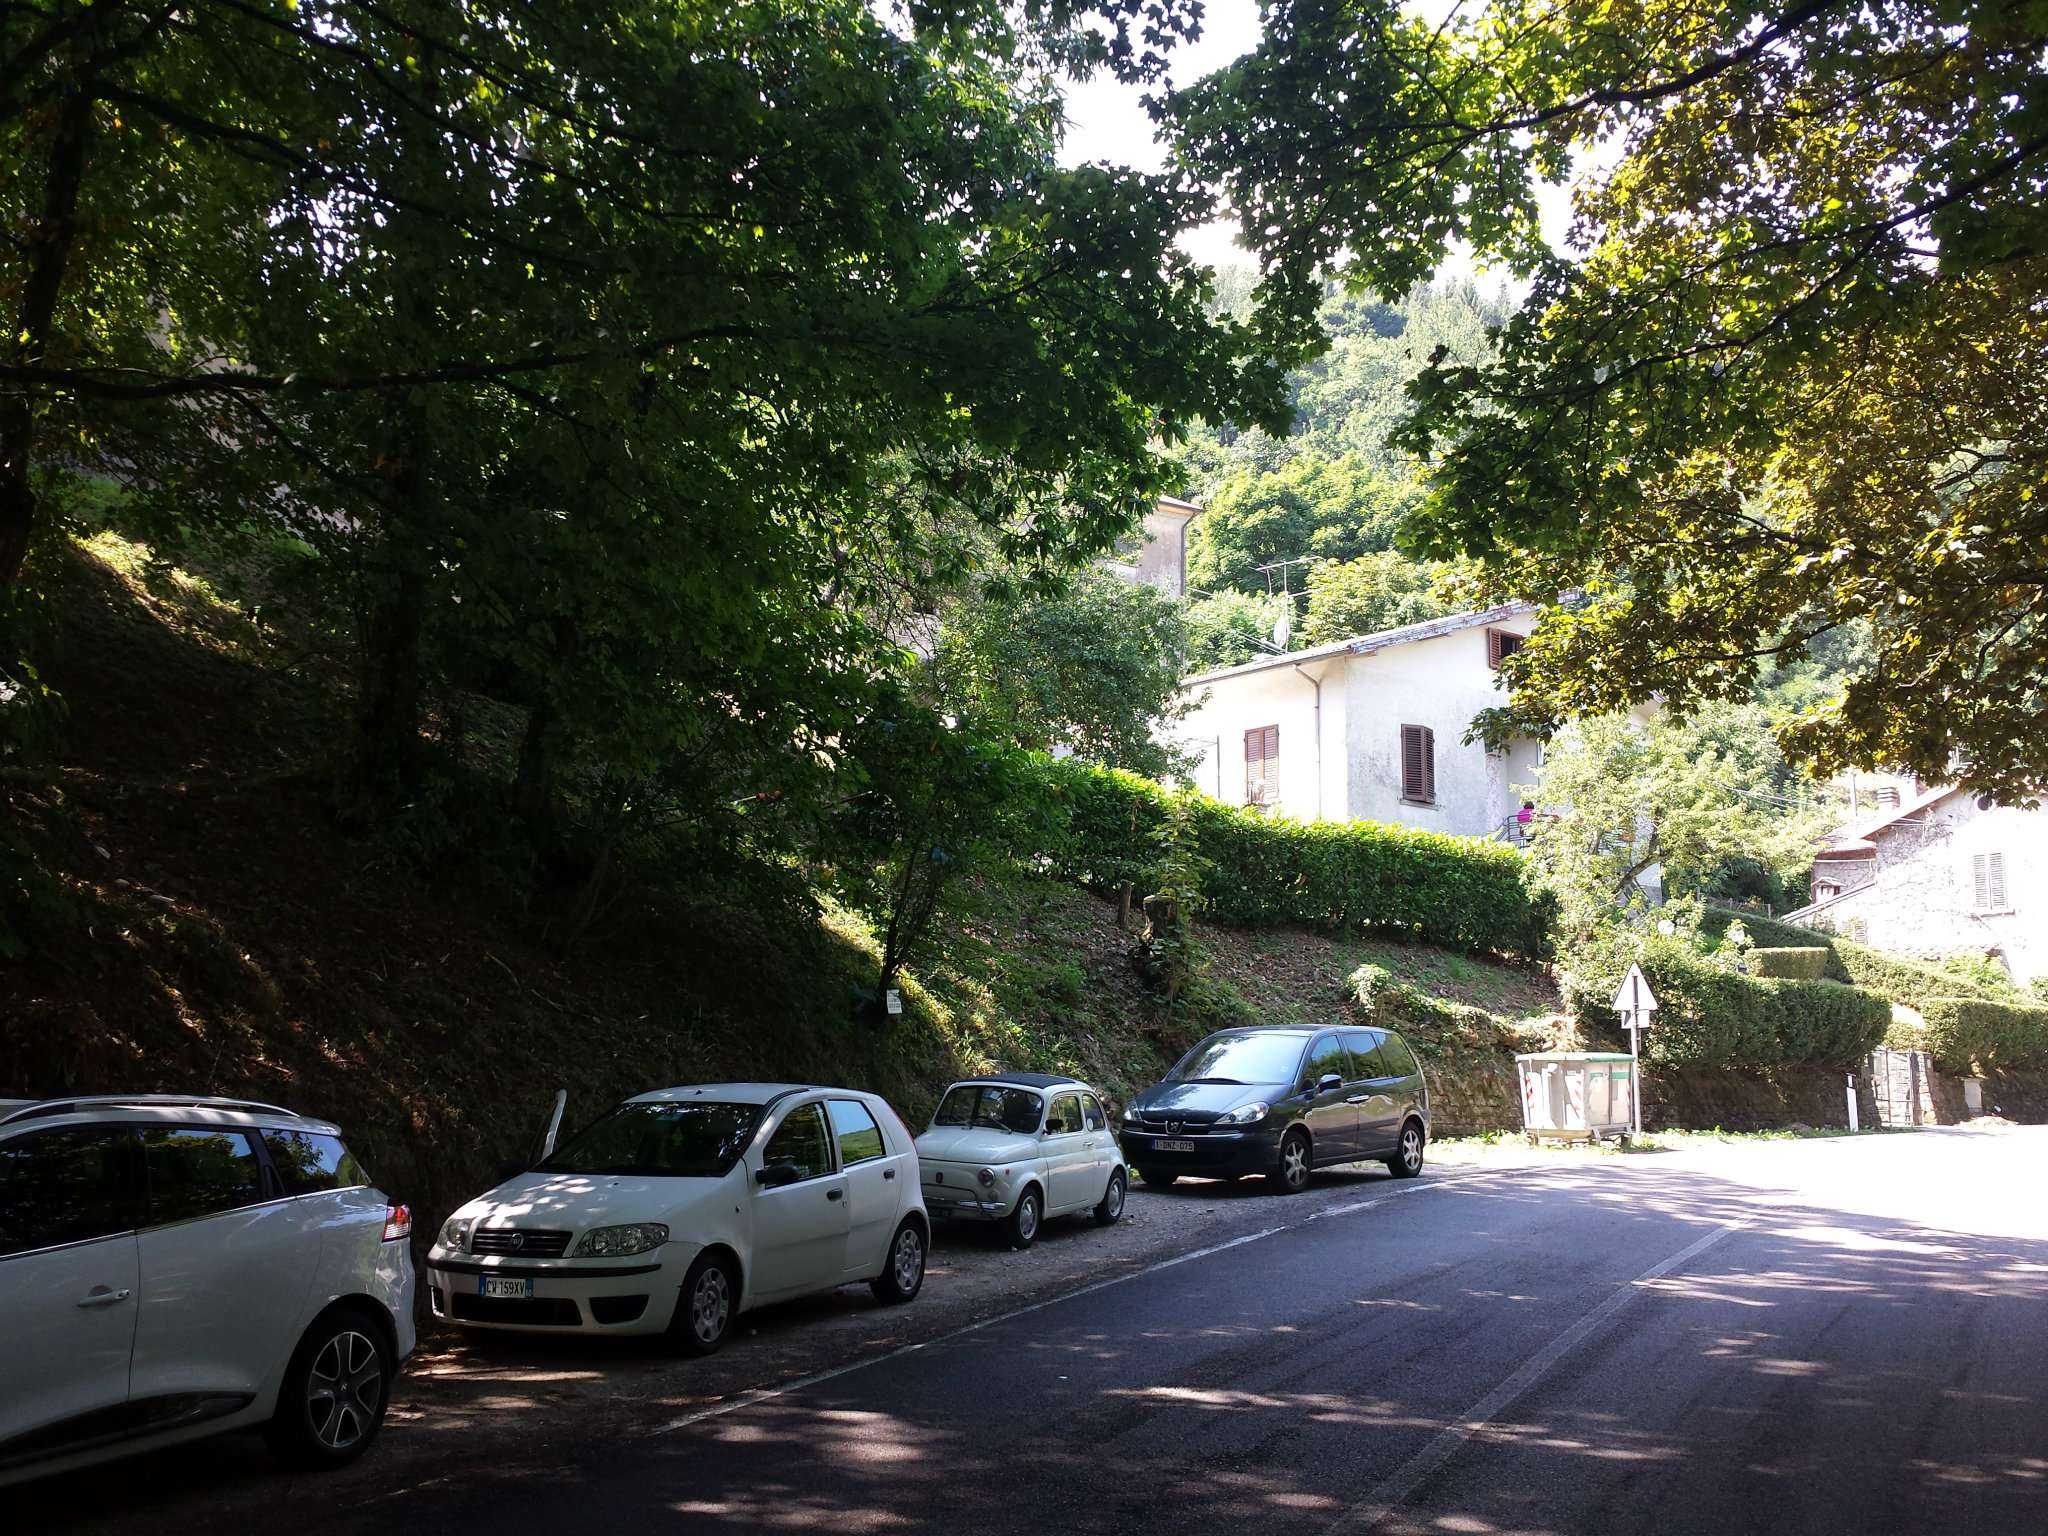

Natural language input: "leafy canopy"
[1172,0,2048,797]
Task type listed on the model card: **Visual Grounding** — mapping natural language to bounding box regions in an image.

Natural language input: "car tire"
[870,1219,926,1304]
[1137,1167,1177,1188]
[265,1307,392,1469]
[1272,1128,1312,1194]
[1387,1118,1426,1179]
[1006,1185,1043,1248]
[1093,1167,1127,1225]
[670,1250,739,1355]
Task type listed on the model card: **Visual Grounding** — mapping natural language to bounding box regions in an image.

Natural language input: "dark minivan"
[1119,1026,1429,1193]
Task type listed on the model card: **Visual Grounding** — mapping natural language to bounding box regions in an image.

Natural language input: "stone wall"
[1423,1048,1523,1137]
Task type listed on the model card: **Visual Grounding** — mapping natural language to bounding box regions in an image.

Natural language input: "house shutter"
[1244,725,1278,802]
[1486,629,1523,670]
[1400,725,1435,803]
[1974,852,2008,910]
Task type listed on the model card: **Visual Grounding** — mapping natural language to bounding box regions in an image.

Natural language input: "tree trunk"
[1,88,94,592]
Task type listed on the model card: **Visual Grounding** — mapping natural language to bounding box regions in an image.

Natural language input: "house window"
[1244,724,1279,805]
[1486,629,1525,670]
[1400,724,1436,804]
[1972,852,2009,912]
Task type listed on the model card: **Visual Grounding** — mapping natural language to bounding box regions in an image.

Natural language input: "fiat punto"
[427,1083,928,1353]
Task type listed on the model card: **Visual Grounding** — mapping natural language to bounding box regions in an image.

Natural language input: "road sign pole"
[1628,1016,1643,1139]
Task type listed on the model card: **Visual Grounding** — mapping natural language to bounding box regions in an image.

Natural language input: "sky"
[1055,0,1579,285]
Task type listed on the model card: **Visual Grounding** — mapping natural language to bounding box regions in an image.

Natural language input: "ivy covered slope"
[7,532,1563,1228]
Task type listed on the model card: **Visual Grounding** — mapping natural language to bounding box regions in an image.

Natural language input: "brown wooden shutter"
[1486,629,1523,670]
[1975,852,2007,910]
[1244,724,1278,802]
[1401,724,1435,803]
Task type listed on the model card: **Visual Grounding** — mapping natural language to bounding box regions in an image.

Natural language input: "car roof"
[0,1094,341,1136]
[951,1072,1089,1092]
[626,1082,835,1107]
[1207,1026,1319,1039]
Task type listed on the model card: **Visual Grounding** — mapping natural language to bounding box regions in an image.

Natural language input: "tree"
[1172,0,2048,798]
[1186,451,1418,594]
[934,572,1194,778]
[1182,588,1291,673]
[1524,707,1836,948]
[1301,552,1453,644]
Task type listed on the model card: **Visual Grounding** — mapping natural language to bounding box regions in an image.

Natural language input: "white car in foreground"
[0,1094,416,1486]
[427,1083,928,1353]
[915,1073,1126,1247]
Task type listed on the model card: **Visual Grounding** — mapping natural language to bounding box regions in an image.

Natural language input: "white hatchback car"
[427,1083,928,1353]
[915,1073,1126,1247]
[0,1094,417,1486]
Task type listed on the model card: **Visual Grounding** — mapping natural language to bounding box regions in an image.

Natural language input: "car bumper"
[1119,1126,1282,1177]
[423,1242,696,1335]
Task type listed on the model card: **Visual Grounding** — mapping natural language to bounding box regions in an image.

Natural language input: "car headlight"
[1120,1106,1141,1124]
[571,1223,670,1258]
[440,1216,475,1251]
[977,1167,996,1187]
[1216,1102,1271,1126]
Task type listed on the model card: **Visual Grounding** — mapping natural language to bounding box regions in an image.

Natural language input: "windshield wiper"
[1178,1076,1245,1085]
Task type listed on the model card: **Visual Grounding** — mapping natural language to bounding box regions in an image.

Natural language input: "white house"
[1787,787,2048,983]
[1167,604,1544,838]
[1102,495,1201,599]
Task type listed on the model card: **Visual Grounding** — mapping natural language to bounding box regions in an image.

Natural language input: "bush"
[1748,947,1829,980]
[1913,998,2048,1076]
[1030,757,1553,958]
[1564,933,1889,1070]
[1700,906,2005,1009]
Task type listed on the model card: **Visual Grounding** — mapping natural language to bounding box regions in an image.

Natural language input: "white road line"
[1321,1217,1752,1536]
[650,1166,1523,1436]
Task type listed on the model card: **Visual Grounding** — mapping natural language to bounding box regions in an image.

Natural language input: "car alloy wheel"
[892,1226,923,1292]
[306,1329,383,1453]
[1277,1131,1311,1193]
[690,1261,732,1346]
[1392,1121,1425,1179]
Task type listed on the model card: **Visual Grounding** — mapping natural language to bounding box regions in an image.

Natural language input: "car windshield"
[931,1085,1044,1135]
[538,1102,758,1178]
[1167,1032,1308,1086]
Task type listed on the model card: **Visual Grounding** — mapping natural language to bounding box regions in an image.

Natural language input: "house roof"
[1822,782,1963,849]
[1156,494,1203,516]
[1180,602,1537,688]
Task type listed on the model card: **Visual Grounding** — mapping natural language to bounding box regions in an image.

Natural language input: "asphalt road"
[20,1127,2048,1534]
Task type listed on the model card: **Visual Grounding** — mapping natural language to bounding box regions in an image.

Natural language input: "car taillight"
[382,1203,413,1242]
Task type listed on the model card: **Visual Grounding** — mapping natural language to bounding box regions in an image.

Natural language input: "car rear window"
[262,1129,370,1195]
[143,1127,264,1225]
[1377,1033,1421,1078]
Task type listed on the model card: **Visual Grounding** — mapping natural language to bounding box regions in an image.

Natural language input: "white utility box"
[1516,1052,1638,1142]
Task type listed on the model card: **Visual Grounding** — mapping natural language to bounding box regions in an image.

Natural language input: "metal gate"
[1868,1047,1933,1127]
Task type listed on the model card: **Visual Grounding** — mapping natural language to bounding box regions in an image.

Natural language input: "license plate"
[1154,1138,1196,1153]
[480,1275,532,1300]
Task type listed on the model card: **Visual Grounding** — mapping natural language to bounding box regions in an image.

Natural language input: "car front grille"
[1130,1116,1225,1135]
[450,1294,583,1326]
[469,1227,573,1257]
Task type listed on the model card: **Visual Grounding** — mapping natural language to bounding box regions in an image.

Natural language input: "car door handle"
[826,1189,844,1201]
[883,1169,895,1180]
[1345,1095,1368,1104]
[77,1288,131,1309]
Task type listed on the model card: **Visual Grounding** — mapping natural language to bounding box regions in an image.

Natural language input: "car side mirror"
[755,1162,801,1188]
[1317,1072,1343,1093]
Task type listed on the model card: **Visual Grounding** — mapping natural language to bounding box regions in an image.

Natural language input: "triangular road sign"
[1612,962,1660,1019]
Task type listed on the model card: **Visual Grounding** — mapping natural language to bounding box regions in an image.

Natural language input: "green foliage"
[1133,791,1214,1004]
[1182,588,1290,673]
[1563,932,1890,1071]
[1525,708,1836,948]
[933,571,1193,777]
[1746,948,1830,981]
[1031,757,1553,957]
[1349,963,1524,1052]
[1173,0,2048,796]
[1301,551,1456,645]
[1937,952,2019,998]
[1911,999,2048,1076]
[1186,452,1419,594]
[1705,907,2016,1013]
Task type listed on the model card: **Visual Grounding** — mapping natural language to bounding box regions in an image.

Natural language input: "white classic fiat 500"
[427,1083,928,1353]
[914,1073,1126,1247]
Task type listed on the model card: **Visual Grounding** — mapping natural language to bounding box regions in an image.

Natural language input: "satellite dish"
[1272,609,1292,648]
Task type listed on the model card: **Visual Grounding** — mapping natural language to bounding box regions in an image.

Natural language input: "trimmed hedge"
[1030,758,1553,958]
[1569,936,1891,1071]
[1703,906,2004,1010]
[1912,998,2048,1076]
[1748,947,1830,980]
